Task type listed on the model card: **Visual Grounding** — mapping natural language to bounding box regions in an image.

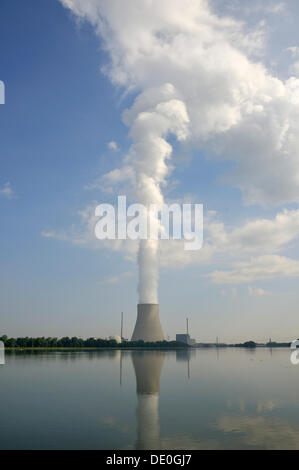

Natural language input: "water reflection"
[132,351,164,450]
[0,341,5,365]
[2,348,299,449]
[176,349,196,379]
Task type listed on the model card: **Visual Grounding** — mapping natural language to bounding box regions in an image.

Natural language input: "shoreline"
[4,346,190,351]
[4,345,291,351]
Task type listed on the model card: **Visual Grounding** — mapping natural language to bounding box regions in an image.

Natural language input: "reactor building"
[131,304,164,342]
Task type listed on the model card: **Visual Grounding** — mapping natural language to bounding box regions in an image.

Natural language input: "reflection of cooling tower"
[131,304,164,342]
[132,351,164,394]
[0,341,5,365]
[132,351,165,450]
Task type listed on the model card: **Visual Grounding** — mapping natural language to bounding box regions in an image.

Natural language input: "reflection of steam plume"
[132,351,165,450]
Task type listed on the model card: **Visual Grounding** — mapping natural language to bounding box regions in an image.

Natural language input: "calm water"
[1,348,299,450]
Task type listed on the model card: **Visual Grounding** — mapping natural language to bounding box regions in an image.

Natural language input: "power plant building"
[176,334,196,346]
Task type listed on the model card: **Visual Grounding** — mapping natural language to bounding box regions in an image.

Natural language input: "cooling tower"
[131,304,164,342]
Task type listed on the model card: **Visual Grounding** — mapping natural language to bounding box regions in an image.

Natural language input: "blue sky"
[1,0,299,342]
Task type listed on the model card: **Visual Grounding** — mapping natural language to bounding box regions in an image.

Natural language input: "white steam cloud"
[126,85,189,301]
[60,0,299,298]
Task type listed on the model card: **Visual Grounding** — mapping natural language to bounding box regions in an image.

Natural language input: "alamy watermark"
[94,196,203,251]
[0,80,5,104]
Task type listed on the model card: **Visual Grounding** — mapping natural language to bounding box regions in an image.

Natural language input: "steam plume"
[60,0,299,300]
[125,85,189,302]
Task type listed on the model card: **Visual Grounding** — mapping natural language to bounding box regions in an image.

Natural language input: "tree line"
[0,335,187,349]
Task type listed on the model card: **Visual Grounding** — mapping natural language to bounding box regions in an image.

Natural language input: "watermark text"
[95,196,203,251]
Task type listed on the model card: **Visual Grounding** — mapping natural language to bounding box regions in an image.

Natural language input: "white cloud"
[107,141,119,151]
[41,202,139,259]
[41,202,299,284]
[286,48,299,77]
[41,230,69,241]
[270,2,286,13]
[225,209,299,255]
[214,0,286,16]
[159,207,299,269]
[0,182,14,199]
[286,46,299,58]
[101,165,135,193]
[101,271,133,285]
[43,1,299,295]
[61,0,299,206]
[221,287,238,298]
[41,203,100,247]
[85,165,135,193]
[248,286,270,296]
[208,255,299,284]
[290,61,299,76]
[47,1,299,283]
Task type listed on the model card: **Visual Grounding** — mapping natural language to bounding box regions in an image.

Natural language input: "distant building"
[176,333,190,344]
[176,334,196,346]
[109,335,122,344]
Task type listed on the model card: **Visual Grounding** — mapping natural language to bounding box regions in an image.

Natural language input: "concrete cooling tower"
[131,304,164,342]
